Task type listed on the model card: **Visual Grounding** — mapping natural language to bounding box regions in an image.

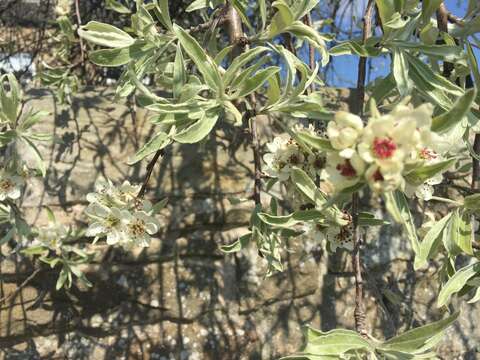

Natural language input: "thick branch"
[352,0,375,338]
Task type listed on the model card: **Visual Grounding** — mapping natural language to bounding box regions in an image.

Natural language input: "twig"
[303,13,316,94]
[74,0,85,67]
[137,149,165,199]
[472,134,480,191]
[352,0,375,338]
[436,3,454,78]
[188,6,228,33]
[0,268,41,305]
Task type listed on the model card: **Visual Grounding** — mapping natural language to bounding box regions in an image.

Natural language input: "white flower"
[124,211,160,247]
[263,136,305,181]
[85,203,130,245]
[303,221,326,243]
[325,224,354,252]
[0,171,24,201]
[36,223,68,253]
[323,152,366,191]
[405,148,444,200]
[365,163,404,193]
[327,111,363,152]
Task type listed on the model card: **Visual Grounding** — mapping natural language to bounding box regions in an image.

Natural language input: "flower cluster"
[263,124,325,181]
[324,104,446,198]
[84,178,160,248]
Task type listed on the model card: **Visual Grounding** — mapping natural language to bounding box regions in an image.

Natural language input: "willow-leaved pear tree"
[1,0,480,358]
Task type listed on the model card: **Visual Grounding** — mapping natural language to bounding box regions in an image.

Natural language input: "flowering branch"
[352,0,375,338]
[137,149,165,199]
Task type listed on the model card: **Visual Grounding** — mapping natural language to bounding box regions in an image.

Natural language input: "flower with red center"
[336,159,356,178]
[372,169,384,182]
[373,137,397,159]
[419,148,438,161]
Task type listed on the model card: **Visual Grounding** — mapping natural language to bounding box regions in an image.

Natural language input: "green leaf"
[186,0,209,12]
[0,73,21,124]
[155,0,173,31]
[173,110,219,143]
[224,46,270,87]
[415,213,452,270]
[404,158,456,186]
[259,0,267,30]
[358,212,389,226]
[78,21,135,48]
[296,131,334,151]
[267,0,294,38]
[437,263,480,307]
[56,267,69,290]
[173,24,223,93]
[380,312,459,353]
[291,0,319,20]
[431,89,476,133]
[450,210,473,256]
[258,209,323,228]
[285,21,330,66]
[173,46,187,99]
[329,40,381,57]
[88,41,153,67]
[232,67,280,98]
[384,191,419,253]
[464,193,480,210]
[391,41,465,62]
[105,0,131,14]
[422,0,443,25]
[151,198,168,214]
[220,232,251,253]
[392,46,411,97]
[303,327,373,355]
[128,132,169,165]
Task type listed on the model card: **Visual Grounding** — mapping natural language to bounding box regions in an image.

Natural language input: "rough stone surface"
[0,87,479,359]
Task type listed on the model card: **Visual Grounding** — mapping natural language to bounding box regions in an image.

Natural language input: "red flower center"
[373,137,396,159]
[336,159,356,178]
[419,148,437,160]
[372,169,384,182]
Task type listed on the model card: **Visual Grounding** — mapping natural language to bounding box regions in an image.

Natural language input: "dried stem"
[472,135,480,191]
[352,0,375,338]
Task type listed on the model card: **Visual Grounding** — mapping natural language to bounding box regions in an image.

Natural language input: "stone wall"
[0,87,478,359]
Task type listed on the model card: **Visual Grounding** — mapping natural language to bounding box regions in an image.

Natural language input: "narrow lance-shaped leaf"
[173,46,186,99]
[437,263,480,307]
[173,110,219,144]
[173,24,223,93]
[128,132,169,165]
[232,66,280,98]
[392,46,411,97]
[78,21,135,48]
[431,89,476,133]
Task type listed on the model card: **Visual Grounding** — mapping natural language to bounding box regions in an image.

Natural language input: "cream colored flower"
[365,163,404,193]
[405,148,444,200]
[0,171,24,201]
[85,203,130,245]
[124,211,160,247]
[263,136,305,181]
[323,152,365,191]
[327,111,363,152]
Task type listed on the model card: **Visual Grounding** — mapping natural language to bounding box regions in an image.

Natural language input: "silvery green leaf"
[392,46,411,97]
[154,0,173,31]
[21,137,46,176]
[259,0,267,30]
[421,0,443,26]
[267,0,294,38]
[173,46,186,99]
[128,132,169,165]
[431,89,476,133]
[358,212,389,226]
[383,191,419,253]
[329,40,381,57]
[89,41,154,67]
[232,66,280,98]
[438,263,480,307]
[223,46,270,87]
[404,158,456,186]
[173,109,219,143]
[173,24,223,93]
[0,73,21,124]
[285,21,330,66]
[379,312,459,353]
[291,0,319,20]
[296,131,333,151]
[302,327,373,355]
[414,213,452,270]
[105,0,131,14]
[258,209,323,228]
[220,232,251,253]
[391,41,465,62]
[464,193,480,210]
[78,21,135,48]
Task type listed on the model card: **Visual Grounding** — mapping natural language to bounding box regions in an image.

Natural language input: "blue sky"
[315,0,477,87]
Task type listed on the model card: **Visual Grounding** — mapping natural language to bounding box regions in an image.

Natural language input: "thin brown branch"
[352,0,375,338]
[0,268,41,305]
[436,3,454,78]
[188,6,228,34]
[137,149,165,199]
